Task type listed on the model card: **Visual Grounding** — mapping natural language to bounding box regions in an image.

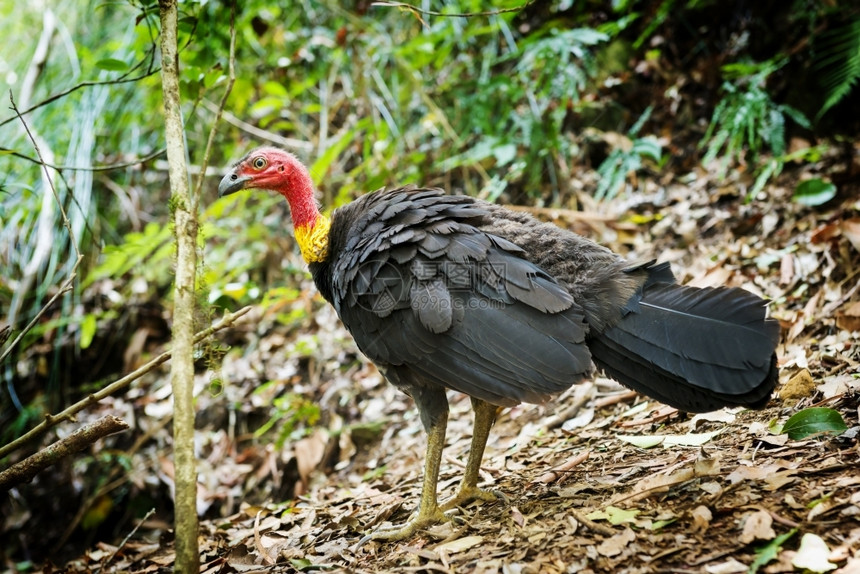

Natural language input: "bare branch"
[0,38,160,129]
[105,508,156,567]
[0,146,166,172]
[0,306,253,460]
[0,416,130,491]
[201,99,314,154]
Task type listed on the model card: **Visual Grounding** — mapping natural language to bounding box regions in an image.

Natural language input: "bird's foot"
[358,505,449,545]
[439,485,507,512]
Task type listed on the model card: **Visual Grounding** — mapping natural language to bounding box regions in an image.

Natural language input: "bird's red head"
[219,147,329,262]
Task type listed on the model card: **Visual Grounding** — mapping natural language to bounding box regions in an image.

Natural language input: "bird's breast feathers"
[295,214,332,263]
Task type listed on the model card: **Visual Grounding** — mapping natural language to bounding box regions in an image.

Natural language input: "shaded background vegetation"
[1,0,858,567]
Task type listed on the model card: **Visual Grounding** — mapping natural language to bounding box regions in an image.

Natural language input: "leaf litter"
[8,163,860,574]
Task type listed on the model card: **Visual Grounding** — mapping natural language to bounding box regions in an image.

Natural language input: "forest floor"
[8,152,860,574]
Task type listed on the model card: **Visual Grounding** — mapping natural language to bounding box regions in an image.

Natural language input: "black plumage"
[219,148,780,543]
[310,186,778,414]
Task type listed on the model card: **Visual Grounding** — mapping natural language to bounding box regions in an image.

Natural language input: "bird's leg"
[363,386,450,542]
[439,397,504,511]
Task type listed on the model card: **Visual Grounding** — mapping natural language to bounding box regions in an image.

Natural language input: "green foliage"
[793,178,837,207]
[814,17,860,121]
[252,385,322,450]
[700,60,810,191]
[222,2,608,200]
[748,529,797,574]
[595,106,663,200]
[778,407,847,440]
[84,222,173,288]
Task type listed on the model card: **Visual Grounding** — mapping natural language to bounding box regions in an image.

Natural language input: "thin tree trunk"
[158,1,199,571]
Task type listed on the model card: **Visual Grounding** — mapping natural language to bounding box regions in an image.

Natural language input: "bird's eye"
[252,157,267,169]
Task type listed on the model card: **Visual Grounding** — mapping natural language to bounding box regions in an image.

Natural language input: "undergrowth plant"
[814,16,860,121]
[595,106,663,200]
[699,60,810,195]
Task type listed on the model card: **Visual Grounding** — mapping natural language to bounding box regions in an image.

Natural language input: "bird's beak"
[218,172,252,197]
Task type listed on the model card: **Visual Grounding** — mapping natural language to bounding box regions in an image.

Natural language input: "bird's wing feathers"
[330,188,592,406]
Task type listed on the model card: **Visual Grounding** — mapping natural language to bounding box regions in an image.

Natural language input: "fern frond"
[815,17,860,121]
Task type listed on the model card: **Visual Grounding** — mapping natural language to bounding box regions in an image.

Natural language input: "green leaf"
[748,528,797,574]
[617,435,664,448]
[793,178,837,206]
[80,314,97,350]
[95,58,128,72]
[814,18,860,121]
[586,506,640,525]
[632,136,662,161]
[781,407,847,440]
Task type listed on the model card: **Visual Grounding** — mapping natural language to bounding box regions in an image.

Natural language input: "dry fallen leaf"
[835,558,860,574]
[435,535,484,554]
[704,558,748,574]
[691,505,712,533]
[739,509,775,544]
[688,410,736,430]
[841,218,860,253]
[596,527,635,557]
[792,533,838,572]
[835,301,860,332]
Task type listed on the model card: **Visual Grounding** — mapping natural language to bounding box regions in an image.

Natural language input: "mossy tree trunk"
[158,1,199,571]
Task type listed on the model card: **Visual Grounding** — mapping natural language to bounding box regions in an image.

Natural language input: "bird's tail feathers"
[590,283,779,413]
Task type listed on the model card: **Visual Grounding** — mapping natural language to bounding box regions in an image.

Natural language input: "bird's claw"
[439,485,507,512]
[357,506,449,545]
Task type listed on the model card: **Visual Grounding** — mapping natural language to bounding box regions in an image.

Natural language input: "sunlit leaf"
[781,407,847,439]
[79,314,97,350]
[586,506,639,525]
[748,529,797,574]
[617,435,664,448]
[793,178,837,206]
[792,533,838,572]
[95,58,128,71]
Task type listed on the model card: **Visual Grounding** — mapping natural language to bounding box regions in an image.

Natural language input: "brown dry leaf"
[691,505,712,533]
[688,264,733,288]
[807,499,834,521]
[510,506,525,527]
[792,533,838,572]
[704,558,748,573]
[835,558,860,574]
[727,463,790,484]
[612,457,720,504]
[765,470,799,491]
[435,535,484,554]
[835,301,860,332]
[739,509,775,544]
[293,429,328,490]
[810,221,842,244]
[841,218,860,252]
[596,527,635,557]
[819,374,860,398]
[688,410,736,430]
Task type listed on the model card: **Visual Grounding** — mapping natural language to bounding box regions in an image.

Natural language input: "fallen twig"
[103,508,156,569]
[593,390,639,409]
[0,415,129,491]
[568,508,615,537]
[534,450,590,484]
[0,306,253,460]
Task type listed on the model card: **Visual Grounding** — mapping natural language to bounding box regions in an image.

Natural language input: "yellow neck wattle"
[294,214,331,263]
